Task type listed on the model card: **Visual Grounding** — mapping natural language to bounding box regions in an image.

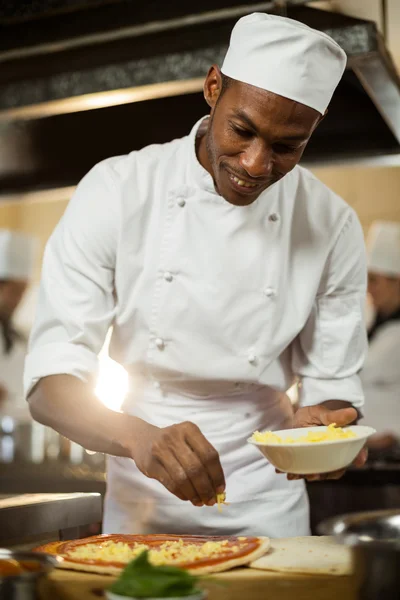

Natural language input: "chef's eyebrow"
[233,109,309,143]
[233,110,258,132]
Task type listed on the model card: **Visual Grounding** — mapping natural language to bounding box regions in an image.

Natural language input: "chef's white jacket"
[361,321,400,437]
[24,117,367,537]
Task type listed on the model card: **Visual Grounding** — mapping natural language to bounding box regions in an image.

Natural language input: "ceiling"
[0,0,118,22]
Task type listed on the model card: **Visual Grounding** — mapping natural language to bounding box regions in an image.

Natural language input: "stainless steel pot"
[0,549,59,600]
[319,509,400,600]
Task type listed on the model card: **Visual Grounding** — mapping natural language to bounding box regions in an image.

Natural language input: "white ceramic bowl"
[248,425,376,474]
[106,591,207,600]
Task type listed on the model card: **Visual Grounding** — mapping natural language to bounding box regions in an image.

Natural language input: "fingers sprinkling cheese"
[216,492,229,512]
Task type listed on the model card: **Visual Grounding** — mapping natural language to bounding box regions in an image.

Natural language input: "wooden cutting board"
[39,566,358,600]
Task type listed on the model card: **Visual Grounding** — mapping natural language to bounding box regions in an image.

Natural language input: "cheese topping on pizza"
[33,534,270,576]
[67,539,237,566]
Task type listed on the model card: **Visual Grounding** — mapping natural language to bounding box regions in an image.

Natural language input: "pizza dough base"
[36,536,271,576]
[250,536,352,576]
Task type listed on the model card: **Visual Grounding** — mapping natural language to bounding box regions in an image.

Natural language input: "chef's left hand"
[278,403,368,482]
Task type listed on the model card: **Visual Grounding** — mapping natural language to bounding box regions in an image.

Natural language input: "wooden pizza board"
[39,566,358,600]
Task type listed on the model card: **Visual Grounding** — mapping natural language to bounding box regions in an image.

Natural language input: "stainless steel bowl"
[319,509,400,600]
[0,549,60,600]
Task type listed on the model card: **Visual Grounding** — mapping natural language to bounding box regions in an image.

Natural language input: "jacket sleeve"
[24,162,120,398]
[291,209,367,409]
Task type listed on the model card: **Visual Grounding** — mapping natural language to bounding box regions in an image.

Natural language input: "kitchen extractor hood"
[0,1,400,194]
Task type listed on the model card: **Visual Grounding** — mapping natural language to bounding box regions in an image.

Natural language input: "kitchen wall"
[0,192,69,279]
[0,193,69,332]
[312,166,400,232]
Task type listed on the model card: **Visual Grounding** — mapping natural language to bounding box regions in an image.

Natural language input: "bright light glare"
[95,331,128,412]
[286,383,298,406]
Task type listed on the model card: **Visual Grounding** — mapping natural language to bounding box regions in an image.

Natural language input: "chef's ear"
[203,65,223,109]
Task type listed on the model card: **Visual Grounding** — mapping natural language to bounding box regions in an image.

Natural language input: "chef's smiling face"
[198,66,323,207]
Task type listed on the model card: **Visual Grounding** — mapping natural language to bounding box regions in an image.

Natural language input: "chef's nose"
[239,140,273,179]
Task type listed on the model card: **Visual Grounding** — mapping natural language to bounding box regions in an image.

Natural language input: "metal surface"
[320,509,400,545]
[0,78,206,121]
[0,2,277,63]
[0,493,102,546]
[0,0,315,61]
[320,510,400,600]
[0,7,380,115]
[352,34,400,144]
[0,0,117,22]
[0,4,399,185]
[0,0,316,23]
[307,459,400,535]
[0,549,59,600]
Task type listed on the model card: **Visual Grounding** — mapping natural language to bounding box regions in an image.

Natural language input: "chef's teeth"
[231,175,257,188]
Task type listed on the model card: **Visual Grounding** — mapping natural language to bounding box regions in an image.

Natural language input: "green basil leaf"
[109,551,201,598]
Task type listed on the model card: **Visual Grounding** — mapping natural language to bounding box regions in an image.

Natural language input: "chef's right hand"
[130,419,225,507]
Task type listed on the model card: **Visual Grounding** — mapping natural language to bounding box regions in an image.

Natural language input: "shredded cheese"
[252,423,356,445]
[216,492,229,513]
[67,539,235,565]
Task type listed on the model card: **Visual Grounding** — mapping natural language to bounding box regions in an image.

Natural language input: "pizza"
[34,533,270,575]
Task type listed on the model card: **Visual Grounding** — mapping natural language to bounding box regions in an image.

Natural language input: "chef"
[0,230,35,422]
[25,13,368,537]
[361,221,400,449]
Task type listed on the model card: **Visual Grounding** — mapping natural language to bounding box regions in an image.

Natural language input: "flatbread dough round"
[250,536,352,576]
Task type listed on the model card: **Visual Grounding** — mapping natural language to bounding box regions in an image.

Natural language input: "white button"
[269,213,279,222]
[248,353,257,365]
[177,198,186,207]
[264,287,275,297]
[155,338,165,350]
[164,271,173,282]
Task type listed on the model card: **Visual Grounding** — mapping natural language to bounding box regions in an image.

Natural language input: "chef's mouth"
[225,169,268,195]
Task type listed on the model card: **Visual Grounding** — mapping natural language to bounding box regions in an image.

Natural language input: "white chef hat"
[0,230,36,281]
[221,12,347,114]
[366,221,400,277]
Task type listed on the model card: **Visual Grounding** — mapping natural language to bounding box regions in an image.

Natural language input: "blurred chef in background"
[0,230,36,423]
[361,221,400,449]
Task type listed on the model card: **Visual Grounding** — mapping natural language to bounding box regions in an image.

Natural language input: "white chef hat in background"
[366,221,400,277]
[0,230,36,281]
[221,12,347,114]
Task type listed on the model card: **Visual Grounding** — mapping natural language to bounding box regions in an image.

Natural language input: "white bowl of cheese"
[248,424,376,474]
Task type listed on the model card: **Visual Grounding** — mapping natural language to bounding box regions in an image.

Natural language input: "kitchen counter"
[39,566,358,600]
[0,461,106,494]
[0,493,102,547]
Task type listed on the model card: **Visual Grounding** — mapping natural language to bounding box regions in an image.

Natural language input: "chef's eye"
[230,124,253,139]
[273,143,299,154]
